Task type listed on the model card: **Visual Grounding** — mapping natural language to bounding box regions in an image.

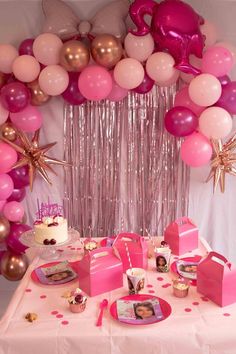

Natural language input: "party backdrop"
[0,0,235,261]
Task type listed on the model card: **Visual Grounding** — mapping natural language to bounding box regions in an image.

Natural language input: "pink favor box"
[197,251,236,307]
[164,217,198,256]
[113,233,148,272]
[77,247,123,297]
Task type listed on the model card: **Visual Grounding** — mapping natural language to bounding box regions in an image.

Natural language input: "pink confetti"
[40,295,47,299]
[147,284,153,288]
[148,290,155,294]
[201,297,209,302]
[61,321,69,325]
[185,308,192,312]
[192,302,199,306]
[162,283,171,288]
[51,311,58,315]
[77,248,82,250]
[56,314,63,318]
[71,247,76,250]
[67,246,71,248]
[157,277,164,281]
[223,313,231,317]
[25,288,32,293]
[58,249,64,253]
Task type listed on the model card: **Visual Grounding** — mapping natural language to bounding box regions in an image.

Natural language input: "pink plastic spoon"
[96,299,108,327]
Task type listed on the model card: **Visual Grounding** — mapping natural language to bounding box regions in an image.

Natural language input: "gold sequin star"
[206,133,236,193]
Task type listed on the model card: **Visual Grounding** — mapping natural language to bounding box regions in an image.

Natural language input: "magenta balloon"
[10,105,42,132]
[181,132,212,167]
[0,82,30,113]
[6,223,31,254]
[62,72,86,106]
[129,0,205,75]
[0,142,18,174]
[7,187,26,202]
[132,71,154,94]
[18,38,35,56]
[8,166,29,188]
[217,82,236,115]
[165,106,198,137]
[218,75,231,87]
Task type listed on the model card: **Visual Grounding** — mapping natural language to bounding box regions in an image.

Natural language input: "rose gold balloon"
[0,216,10,243]
[91,34,123,69]
[0,251,28,281]
[59,40,90,72]
[27,79,51,106]
[0,72,7,89]
[1,122,17,142]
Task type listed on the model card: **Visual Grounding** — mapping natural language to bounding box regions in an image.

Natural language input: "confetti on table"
[162,283,171,288]
[61,321,69,325]
[56,314,63,318]
[148,290,155,294]
[40,295,47,299]
[25,289,32,293]
[201,297,209,302]
[192,302,199,306]
[223,313,231,317]
[51,311,58,315]
[157,277,164,281]
[71,248,76,250]
[184,308,192,312]
[147,284,154,288]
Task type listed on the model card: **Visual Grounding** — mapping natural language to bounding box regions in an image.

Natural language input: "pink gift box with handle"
[197,251,236,307]
[112,233,148,272]
[164,217,198,256]
[77,247,123,297]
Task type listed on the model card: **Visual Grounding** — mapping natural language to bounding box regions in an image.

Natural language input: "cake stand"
[20,228,81,260]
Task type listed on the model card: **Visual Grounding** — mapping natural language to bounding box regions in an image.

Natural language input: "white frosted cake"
[34,216,68,245]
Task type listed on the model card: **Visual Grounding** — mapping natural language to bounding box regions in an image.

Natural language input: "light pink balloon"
[0,174,14,201]
[200,20,218,48]
[174,86,204,116]
[33,33,63,65]
[10,105,42,132]
[202,47,234,77]
[215,42,236,65]
[0,102,9,124]
[114,58,144,90]
[78,65,112,101]
[12,55,40,83]
[146,52,179,86]
[39,65,69,96]
[3,201,24,222]
[0,142,17,174]
[0,200,6,212]
[107,72,128,102]
[0,44,18,74]
[180,55,202,84]
[188,74,222,107]
[199,107,232,139]
[181,132,213,167]
[124,33,154,62]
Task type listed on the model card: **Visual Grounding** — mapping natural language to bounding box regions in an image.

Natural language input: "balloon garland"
[0,0,236,280]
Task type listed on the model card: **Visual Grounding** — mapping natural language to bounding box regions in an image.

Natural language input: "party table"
[0,237,236,354]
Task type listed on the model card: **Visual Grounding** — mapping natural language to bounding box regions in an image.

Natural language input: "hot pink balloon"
[174,86,205,116]
[132,71,154,94]
[165,106,198,137]
[0,82,30,113]
[107,73,128,102]
[6,223,31,254]
[18,38,35,56]
[0,142,17,174]
[12,55,40,83]
[114,58,144,90]
[0,44,18,74]
[39,65,69,96]
[8,187,26,203]
[202,47,234,77]
[199,107,233,140]
[129,0,205,75]
[218,75,231,87]
[0,174,14,201]
[62,72,86,106]
[181,132,212,167]
[188,74,222,107]
[10,105,42,132]
[33,33,63,65]
[0,102,9,124]
[8,166,29,189]
[78,65,112,101]
[217,82,236,115]
[3,201,24,222]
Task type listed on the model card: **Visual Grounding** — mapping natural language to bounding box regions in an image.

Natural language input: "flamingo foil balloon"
[129,0,205,75]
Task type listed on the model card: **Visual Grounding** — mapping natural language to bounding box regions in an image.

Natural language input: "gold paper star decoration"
[1,129,69,191]
[206,133,236,193]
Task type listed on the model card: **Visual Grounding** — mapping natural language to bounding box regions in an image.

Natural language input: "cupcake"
[68,288,87,313]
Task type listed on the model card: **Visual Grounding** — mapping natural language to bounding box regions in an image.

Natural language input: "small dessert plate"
[170,255,202,286]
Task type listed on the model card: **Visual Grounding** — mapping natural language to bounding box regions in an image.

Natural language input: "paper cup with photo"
[126,268,145,295]
[155,247,171,273]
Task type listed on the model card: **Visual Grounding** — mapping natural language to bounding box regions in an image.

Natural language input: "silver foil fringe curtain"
[63,85,190,237]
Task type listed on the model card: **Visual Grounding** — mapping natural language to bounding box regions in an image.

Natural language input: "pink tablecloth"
[0,238,236,354]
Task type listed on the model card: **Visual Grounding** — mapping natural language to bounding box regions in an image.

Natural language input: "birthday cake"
[34,202,68,245]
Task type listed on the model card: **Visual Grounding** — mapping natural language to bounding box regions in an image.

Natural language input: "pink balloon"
[129,0,205,75]
[0,102,9,124]
[114,58,144,90]
[181,132,213,167]
[39,65,69,96]
[188,74,222,107]
[146,52,179,86]
[174,86,204,116]
[7,187,26,203]
[124,33,154,62]
[10,105,42,132]
[202,47,234,77]
[199,107,232,140]
[78,65,112,101]
[8,166,29,189]
[0,142,17,174]
[0,174,14,201]
[33,33,63,65]
[18,38,35,56]
[3,201,24,222]
[12,55,40,83]
[165,106,198,137]
[62,72,86,106]
[132,71,154,94]
[0,200,6,212]
[215,42,236,65]
[200,20,218,48]
[0,44,18,74]
[107,73,128,102]
[0,82,30,113]
[6,223,31,255]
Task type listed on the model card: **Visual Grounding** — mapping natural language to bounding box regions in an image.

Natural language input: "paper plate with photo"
[170,256,202,286]
[110,294,172,326]
[31,261,78,286]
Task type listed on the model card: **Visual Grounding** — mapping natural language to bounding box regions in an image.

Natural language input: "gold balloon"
[0,251,28,281]
[27,79,51,106]
[91,34,123,69]
[0,216,10,243]
[59,40,90,72]
[0,72,7,89]
[0,123,17,142]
